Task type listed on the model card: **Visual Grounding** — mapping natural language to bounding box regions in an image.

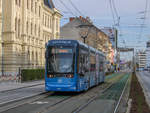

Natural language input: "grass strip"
[100,74,129,100]
[130,72,150,113]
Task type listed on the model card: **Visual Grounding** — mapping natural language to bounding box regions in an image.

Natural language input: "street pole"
[133,49,135,72]
[81,36,86,43]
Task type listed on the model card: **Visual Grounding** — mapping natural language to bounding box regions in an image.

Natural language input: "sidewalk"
[0,80,45,92]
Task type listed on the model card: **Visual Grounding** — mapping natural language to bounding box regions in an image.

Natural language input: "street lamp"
[77,24,93,43]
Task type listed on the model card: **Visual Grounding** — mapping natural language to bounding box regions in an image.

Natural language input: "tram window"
[90,53,96,72]
[99,61,104,72]
[78,49,89,75]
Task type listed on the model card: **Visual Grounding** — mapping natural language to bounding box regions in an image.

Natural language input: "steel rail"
[113,74,130,113]
[38,83,114,113]
[39,74,121,113]
[73,73,129,113]
[0,83,110,113]
[0,83,44,93]
[38,95,73,113]
[0,91,74,113]
[0,92,50,113]
[73,83,114,113]
[0,73,123,113]
[0,84,44,105]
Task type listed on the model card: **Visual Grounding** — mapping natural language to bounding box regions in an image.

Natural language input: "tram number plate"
[58,79,62,83]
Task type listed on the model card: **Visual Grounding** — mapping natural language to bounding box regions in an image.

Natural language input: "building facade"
[101,27,118,49]
[101,27,118,66]
[136,50,146,70]
[0,0,61,75]
[60,16,113,63]
[146,41,150,70]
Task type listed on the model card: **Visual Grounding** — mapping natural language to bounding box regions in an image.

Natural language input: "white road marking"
[30,101,49,105]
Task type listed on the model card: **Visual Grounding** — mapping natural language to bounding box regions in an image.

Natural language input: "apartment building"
[136,51,146,70]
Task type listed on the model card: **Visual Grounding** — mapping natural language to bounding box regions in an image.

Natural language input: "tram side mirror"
[80,73,84,77]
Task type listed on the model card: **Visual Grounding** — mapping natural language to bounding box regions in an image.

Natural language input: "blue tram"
[45,40,105,92]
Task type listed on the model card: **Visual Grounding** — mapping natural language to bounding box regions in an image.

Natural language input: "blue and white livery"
[45,40,105,92]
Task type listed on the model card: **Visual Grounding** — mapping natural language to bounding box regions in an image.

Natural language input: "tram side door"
[96,54,99,85]
[78,48,89,90]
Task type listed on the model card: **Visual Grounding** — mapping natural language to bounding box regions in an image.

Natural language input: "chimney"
[69,17,75,22]
[79,16,82,19]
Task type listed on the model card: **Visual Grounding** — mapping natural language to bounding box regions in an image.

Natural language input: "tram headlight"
[66,74,74,78]
[47,74,54,78]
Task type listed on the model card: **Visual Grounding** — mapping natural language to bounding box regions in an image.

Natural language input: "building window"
[48,16,50,28]
[26,21,28,34]
[19,0,21,6]
[45,15,47,26]
[35,2,37,14]
[32,51,34,63]
[16,0,17,5]
[39,6,41,17]
[27,0,29,9]
[36,52,38,65]
[35,24,37,36]
[31,23,33,35]
[31,0,33,12]
[50,17,51,29]
[38,27,40,37]
[15,18,18,37]
[16,0,21,7]
[18,19,20,37]
[43,14,44,25]
[56,19,58,31]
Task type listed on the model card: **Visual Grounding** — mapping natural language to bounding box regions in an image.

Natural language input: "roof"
[44,0,55,9]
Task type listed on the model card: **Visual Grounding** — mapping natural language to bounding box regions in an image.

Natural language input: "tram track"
[0,73,127,113]
[37,83,113,113]
[0,92,51,113]
[0,80,112,113]
[72,83,114,113]
[0,84,45,106]
[113,74,130,113]
[72,73,131,113]
[36,73,125,113]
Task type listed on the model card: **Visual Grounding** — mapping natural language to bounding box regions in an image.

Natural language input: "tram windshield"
[47,46,74,74]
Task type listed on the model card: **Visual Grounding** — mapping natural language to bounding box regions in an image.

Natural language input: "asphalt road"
[137,71,150,106]
[0,84,45,105]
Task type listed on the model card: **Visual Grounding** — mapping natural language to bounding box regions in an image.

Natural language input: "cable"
[58,0,77,17]
[111,0,119,25]
[68,0,85,17]
[109,0,116,25]
[138,0,148,41]
[110,0,126,47]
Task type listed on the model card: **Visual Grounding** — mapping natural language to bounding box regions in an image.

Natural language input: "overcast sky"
[53,0,150,61]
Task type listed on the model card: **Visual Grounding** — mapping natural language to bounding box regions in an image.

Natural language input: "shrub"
[21,69,45,82]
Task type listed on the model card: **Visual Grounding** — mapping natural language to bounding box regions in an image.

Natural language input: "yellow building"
[0,0,61,75]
